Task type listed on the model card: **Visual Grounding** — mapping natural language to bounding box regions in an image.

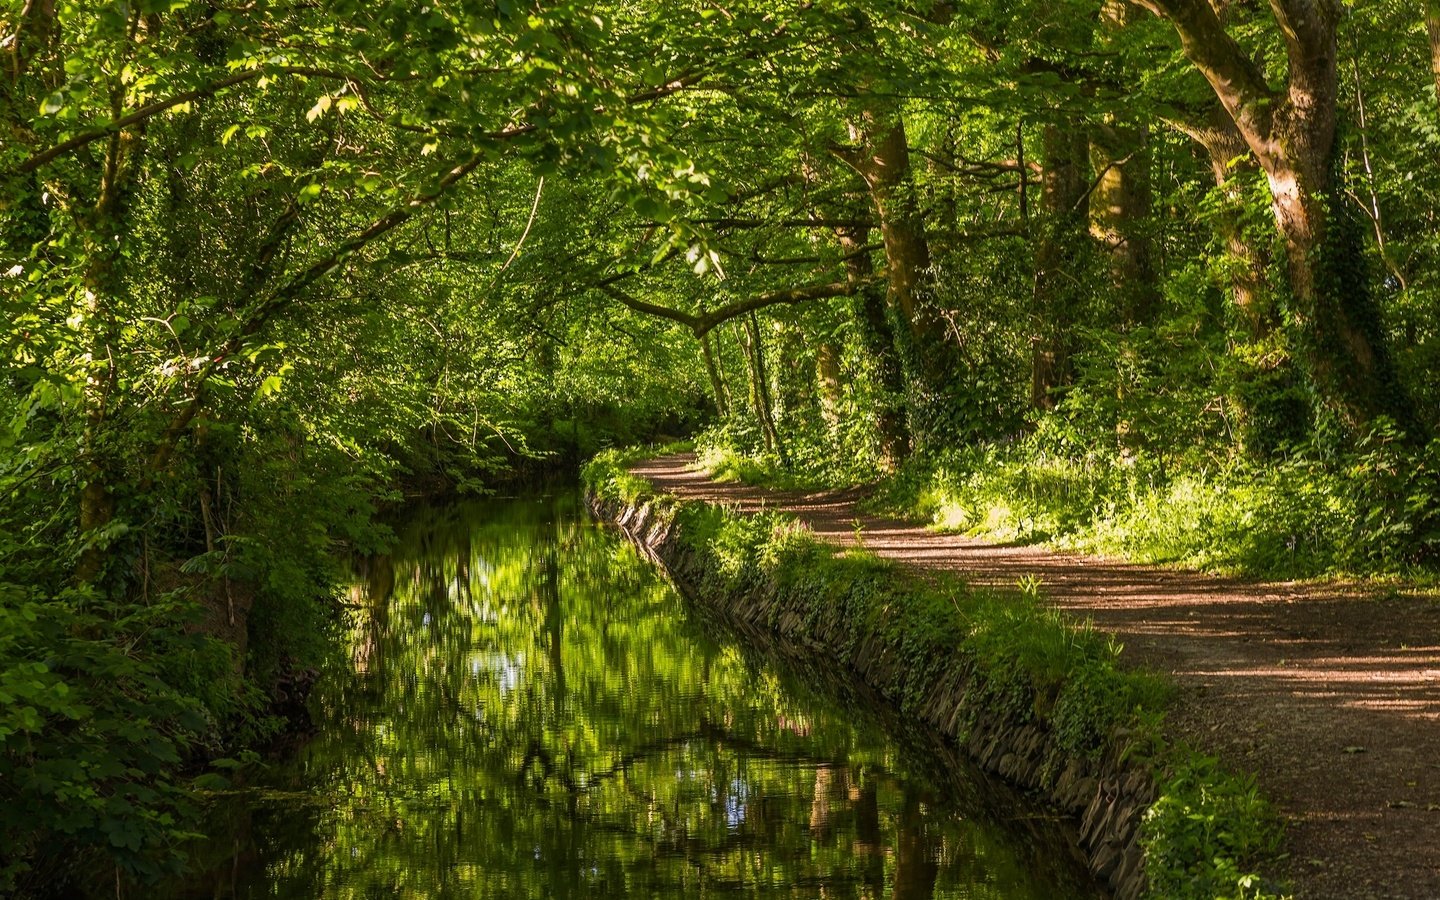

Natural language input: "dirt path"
[631,453,1440,900]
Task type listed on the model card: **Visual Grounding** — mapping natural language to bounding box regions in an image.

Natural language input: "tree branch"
[12,66,356,174]
[13,57,708,176]
[598,275,879,338]
[597,283,702,331]
[144,151,485,477]
[1129,0,1278,147]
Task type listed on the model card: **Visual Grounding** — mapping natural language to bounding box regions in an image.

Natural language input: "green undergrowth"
[692,423,883,491]
[870,428,1440,582]
[585,456,1290,900]
[695,443,833,492]
[694,423,1440,583]
[581,442,695,505]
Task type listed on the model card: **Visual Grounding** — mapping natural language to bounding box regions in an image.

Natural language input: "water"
[170,493,1102,899]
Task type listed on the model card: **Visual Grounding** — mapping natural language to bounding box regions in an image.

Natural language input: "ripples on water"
[168,493,1102,899]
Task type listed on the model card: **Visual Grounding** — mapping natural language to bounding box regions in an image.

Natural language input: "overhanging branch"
[144,151,486,477]
[13,66,354,174]
[598,274,880,338]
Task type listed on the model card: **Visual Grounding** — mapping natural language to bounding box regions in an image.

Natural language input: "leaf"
[306,94,333,122]
[191,773,231,791]
[39,92,66,116]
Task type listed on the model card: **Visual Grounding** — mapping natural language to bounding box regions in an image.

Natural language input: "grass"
[581,441,694,505]
[695,443,833,491]
[585,454,1291,900]
[689,427,1440,584]
[868,439,1440,583]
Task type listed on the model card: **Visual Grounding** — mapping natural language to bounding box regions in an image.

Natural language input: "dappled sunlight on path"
[632,453,1440,899]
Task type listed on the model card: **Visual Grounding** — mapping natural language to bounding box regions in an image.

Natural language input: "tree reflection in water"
[172,494,1102,899]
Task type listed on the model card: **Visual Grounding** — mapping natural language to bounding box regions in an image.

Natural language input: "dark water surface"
[170,493,1102,899]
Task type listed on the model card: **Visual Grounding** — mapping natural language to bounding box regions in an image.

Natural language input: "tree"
[1428,0,1440,102]
[1129,0,1421,435]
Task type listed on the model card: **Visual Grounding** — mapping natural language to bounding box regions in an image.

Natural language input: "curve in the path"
[631,453,1440,900]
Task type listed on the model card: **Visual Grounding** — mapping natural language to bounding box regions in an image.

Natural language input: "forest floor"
[630,453,1440,900]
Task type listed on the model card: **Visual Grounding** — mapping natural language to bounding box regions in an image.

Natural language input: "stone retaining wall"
[595,493,1157,900]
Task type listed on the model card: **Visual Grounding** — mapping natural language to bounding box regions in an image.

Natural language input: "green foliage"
[868,421,1440,580]
[1142,756,1286,900]
[4,0,1440,889]
[694,422,887,491]
[581,443,692,505]
[0,584,217,892]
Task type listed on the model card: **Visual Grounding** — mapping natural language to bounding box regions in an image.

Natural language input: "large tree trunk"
[835,223,910,469]
[1090,121,1157,453]
[1185,110,1311,453]
[1093,2,1159,326]
[1187,111,1274,337]
[1139,0,1420,436]
[1030,122,1090,410]
[838,110,958,446]
[1264,103,1417,436]
[848,115,935,345]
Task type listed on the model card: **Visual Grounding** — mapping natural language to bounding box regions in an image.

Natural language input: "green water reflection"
[180,494,1101,899]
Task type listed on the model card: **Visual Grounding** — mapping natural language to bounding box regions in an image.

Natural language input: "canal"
[167,492,1102,898]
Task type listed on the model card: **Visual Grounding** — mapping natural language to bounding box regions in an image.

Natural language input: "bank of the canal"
[585,450,1290,900]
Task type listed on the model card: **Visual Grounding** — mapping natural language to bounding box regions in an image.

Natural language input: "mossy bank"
[585,449,1288,900]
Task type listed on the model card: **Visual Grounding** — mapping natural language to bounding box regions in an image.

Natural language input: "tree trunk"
[1093,2,1159,326]
[1186,111,1312,453]
[835,223,910,469]
[741,313,788,466]
[1191,114,1274,337]
[1266,131,1417,435]
[816,342,842,429]
[1428,0,1440,103]
[1089,122,1158,325]
[1142,0,1420,436]
[776,325,811,423]
[75,130,136,583]
[737,320,772,452]
[699,330,730,418]
[848,115,936,344]
[1031,122,1090,410]
[839,110,958,446]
